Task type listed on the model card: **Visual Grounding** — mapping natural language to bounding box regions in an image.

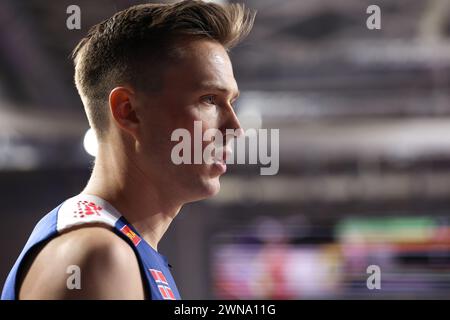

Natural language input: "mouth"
[212,157,227,173]
[211,147,232,174]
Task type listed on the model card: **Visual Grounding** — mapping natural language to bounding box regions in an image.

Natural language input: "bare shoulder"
[18,225,145,300]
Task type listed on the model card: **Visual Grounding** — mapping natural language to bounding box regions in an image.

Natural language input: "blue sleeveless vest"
[1,194,181,300]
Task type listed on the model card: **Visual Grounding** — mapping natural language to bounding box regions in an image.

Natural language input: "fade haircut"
[71,0,256,139]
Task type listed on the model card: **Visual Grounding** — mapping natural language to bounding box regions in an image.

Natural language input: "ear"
[109,87,140,139]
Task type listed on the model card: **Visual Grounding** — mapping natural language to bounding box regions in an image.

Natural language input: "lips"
[212,146,232,164]
[212,158,227,173]
[213,158,226,166]
[211,146,232,174]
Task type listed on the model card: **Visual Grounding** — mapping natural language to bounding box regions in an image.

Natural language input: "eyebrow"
[197,81,240,100]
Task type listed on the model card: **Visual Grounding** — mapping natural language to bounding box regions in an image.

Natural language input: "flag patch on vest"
[119,225,142,246]
[150,268,176,300]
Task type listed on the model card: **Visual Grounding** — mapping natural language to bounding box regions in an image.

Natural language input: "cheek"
[137,116,174,161]
[142,103,221,164]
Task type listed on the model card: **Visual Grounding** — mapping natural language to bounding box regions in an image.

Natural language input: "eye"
[201,95,217,106]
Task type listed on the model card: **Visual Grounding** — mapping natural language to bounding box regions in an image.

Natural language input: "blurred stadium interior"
[0,0,450,299]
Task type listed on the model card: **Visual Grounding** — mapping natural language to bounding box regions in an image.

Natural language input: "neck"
[82,143,183,251]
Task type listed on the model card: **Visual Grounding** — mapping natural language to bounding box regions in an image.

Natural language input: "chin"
[188,176,221,202]
[184,185,220,204]
[181,166,223,203]
[200,176,221,198]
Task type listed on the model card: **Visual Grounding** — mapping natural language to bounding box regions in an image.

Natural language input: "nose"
[221,104,244,140]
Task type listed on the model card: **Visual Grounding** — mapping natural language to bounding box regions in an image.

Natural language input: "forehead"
[162,39,237,92]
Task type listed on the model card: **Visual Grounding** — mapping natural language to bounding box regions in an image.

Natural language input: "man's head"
[72,0,255,203]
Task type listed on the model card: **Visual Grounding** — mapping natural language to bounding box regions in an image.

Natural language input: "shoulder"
[19,225,145,300]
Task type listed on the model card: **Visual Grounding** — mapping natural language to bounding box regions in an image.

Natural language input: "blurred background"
[1,0,450,299]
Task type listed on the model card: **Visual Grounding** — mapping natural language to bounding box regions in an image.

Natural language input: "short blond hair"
[72,0,256,137]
